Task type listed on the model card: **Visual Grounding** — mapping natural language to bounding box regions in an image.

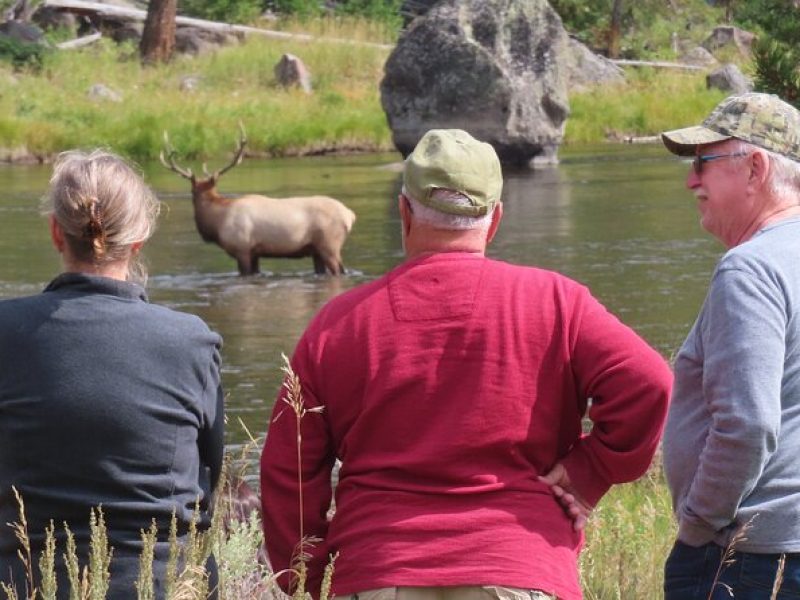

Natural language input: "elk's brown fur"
[160,127,356,275]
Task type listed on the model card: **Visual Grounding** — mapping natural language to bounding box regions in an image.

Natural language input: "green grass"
[0,17,395,162]
[566,69,728,144]
[581,462,676,599]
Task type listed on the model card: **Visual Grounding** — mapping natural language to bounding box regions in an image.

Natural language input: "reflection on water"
[0,145,721,445]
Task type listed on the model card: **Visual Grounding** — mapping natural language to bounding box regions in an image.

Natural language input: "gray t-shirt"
[664,216,800,552]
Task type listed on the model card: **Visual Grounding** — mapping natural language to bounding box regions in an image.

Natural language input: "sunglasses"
[691,152,749,175]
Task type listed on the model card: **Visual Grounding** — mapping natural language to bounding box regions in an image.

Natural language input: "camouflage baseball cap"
[662,92,800,161]
[403,129,503,217]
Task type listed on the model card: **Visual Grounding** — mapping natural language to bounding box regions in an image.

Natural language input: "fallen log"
[611,58,705,71]
[56,31,101,49]
[41,0,392,50]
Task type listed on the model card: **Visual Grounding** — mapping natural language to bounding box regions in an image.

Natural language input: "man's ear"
[49,216,65,253]
[749,149,770,190]
[398,194,412,237]
[486,202,503,244]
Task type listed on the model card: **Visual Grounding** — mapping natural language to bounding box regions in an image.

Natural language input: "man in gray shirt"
[661,93,800,598]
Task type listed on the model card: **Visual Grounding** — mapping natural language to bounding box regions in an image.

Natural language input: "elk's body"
[161,129,356,276]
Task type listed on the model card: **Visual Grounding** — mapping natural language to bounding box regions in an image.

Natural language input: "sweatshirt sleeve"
[199,343,224,495]
[560,285,672,506]
[260,336,336,596]
[676,267,783,546]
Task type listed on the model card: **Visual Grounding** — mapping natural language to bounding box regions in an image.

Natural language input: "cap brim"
[661,125,732,156]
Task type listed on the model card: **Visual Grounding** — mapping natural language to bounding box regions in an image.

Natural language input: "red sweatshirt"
[260,253,671,599]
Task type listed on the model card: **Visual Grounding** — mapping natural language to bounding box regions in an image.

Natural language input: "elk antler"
[159,131,194,180]
[212,122,248,181]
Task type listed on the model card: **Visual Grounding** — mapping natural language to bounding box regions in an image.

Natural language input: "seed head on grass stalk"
[708,516,756,600]
[171,564,209,600]
[770,553,786,600]
[39,520,57,600]
[319,552,339,600]
[274,353,325,598]
[8,487,35,600]
[136,520,158,600]
[165,511,179,599]
[0,581,18,600]
[203,461,229,561]
[88,508,112,600]
[63,524,88,600]
[174,501,211,600]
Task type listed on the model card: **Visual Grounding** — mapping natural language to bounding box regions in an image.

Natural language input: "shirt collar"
[44,272,148,302]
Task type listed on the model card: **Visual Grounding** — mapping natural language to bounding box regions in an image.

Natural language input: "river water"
[0,144,722,450]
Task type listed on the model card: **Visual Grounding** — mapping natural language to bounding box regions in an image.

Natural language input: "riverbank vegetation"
[0,0,766,163]
[0,27,725,163]
[0,17,396,162]
[567,70,727,143]
[2,471,677,599]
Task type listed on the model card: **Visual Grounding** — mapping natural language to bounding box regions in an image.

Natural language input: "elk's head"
[159,124,247,200]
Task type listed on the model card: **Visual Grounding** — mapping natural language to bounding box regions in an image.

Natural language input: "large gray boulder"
[274,53,313,94]
[381,0,570,166]
[707,63,753,94]
[702,26,756,60]
[564,36,625,92]
[681,46,719,68]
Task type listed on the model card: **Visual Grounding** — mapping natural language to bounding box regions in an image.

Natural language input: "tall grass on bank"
[0,18,395,162]
[566,69,727,144]
[580,463,676,599]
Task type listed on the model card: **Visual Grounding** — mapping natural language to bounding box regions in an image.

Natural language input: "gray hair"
[401,186,495,231]
[728,139,800,200]
[43,150,160,282]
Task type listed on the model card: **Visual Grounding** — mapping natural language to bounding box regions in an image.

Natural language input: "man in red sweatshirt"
[260,129,672,600]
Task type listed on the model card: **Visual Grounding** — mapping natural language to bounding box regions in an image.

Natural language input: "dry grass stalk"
[38,521,57,600]
[319,552,339,600]
[171,564,209,600]
[0,582,19,600]
[164,511,180,598]
[707,516,756,600]
[276,354,324,598]
[136,520,158,600]
[770,553,786,600]
[63,523,83,600]
[9,487,35,600]
[88,508,113,600]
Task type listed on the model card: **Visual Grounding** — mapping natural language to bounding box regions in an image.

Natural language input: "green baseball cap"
[662,92,800,161]
[403,129,503,217]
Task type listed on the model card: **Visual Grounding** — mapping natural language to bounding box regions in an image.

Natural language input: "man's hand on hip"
[538,462,592,531]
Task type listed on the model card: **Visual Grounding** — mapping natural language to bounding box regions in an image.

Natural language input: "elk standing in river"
[160,129,356,276]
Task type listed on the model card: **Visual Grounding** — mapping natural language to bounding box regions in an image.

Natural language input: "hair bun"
[84,199,107,256]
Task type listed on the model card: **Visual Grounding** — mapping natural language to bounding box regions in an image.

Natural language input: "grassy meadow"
[0,16,733,163]
[566,69,729,143]
[0,18,396,162]
[581,465,676,598]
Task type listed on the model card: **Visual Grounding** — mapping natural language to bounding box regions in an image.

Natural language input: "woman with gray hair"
[0,150,224,599]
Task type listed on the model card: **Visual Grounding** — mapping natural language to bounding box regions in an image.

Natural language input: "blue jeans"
[664,540,800,599]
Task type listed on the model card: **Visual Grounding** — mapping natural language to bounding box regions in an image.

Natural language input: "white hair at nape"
[401,186,494,231]
[728,139,800,199]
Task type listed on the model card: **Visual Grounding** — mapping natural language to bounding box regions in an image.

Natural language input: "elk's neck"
[192,188,232,242]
